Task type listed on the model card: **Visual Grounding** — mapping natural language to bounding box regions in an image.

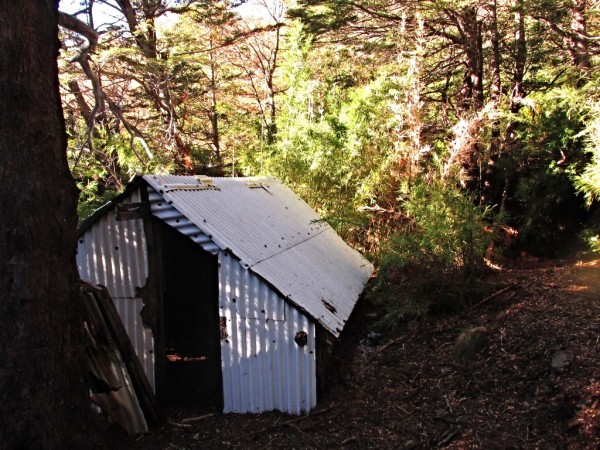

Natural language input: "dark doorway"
[158,221,222,409]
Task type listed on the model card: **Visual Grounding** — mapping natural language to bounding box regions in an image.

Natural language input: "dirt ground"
[123,258,599,449]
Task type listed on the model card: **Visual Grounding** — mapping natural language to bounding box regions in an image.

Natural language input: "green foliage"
[507,87,589,255]
[65,115,176,222]
[579,223,600,253]
[575,149,600,207]
[382,179,495,275]
[287,0,356,36]
[572,90,600,253]
[266,22,434,248]
[574,100,600,207]
[371,179,497,328]
[265,23,355,228]
[75,180,117,223]
[60,1,600,262]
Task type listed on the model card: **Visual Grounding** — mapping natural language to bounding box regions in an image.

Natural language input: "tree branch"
[59,11,99,56]
[530,15,569,39]
[60,10,149,171]
[345,1,404,22]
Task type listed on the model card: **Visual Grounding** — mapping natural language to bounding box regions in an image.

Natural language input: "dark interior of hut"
[158,222,222,410]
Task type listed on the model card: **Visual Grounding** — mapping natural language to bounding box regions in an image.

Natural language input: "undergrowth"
[367,267,493,332]
[368,180,499,330]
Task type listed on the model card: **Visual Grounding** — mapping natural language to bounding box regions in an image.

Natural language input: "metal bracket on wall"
[116,202,151,221]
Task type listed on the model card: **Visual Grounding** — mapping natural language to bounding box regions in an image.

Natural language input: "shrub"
[381,179,494,276]
[372,179,497,328]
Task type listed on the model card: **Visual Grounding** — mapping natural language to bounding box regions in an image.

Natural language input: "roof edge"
[77,176,146,236]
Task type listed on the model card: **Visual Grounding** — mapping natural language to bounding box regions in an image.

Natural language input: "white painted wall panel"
[77,199,148,298]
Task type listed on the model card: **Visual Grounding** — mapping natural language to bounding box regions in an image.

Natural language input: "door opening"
[158,221,222,410]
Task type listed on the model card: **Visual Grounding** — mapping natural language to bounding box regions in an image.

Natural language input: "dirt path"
[130,259,600,449]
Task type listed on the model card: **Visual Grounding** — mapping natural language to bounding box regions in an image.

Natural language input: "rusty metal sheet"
[80,282,149,435]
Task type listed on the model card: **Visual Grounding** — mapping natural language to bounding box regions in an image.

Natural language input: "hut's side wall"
[76,190,155,389]
[219,252,317,414]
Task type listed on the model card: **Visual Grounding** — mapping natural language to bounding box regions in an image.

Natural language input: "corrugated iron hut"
[77,175,373,415]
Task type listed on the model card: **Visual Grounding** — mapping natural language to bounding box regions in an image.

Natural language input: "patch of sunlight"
[576,259,600,267]
[497,301,529,319]
[566,284,590,293]
[484,258,503,270]
[569,381,600,439]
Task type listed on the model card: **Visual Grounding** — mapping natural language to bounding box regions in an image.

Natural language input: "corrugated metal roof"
[147,186,220,254]
[143,175,373,337]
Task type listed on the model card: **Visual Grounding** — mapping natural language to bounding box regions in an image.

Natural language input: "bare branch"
[59,11,99,56]
[530,15,569,39]
[345,1,404,22]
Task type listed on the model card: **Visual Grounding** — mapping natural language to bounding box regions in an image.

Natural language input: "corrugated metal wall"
[219,252,317,414]
[76,189,155,389]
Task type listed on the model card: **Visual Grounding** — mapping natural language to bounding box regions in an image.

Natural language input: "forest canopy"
[59,0,600,271]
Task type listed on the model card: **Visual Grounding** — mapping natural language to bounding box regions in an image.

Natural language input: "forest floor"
[127,257,600,449]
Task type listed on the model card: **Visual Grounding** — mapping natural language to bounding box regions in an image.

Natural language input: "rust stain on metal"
[220,316,228,340]
[321,299,337,314]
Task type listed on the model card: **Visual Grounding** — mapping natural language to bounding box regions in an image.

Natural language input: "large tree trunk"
[0,1,93,448]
